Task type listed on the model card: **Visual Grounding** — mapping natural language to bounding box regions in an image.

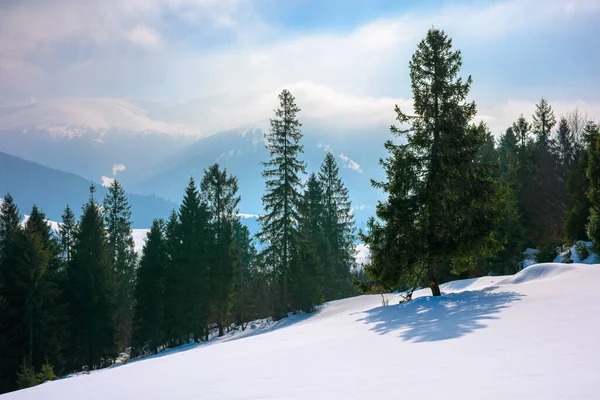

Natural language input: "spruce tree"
[258,89,307,317]
[361,29,500,297]
[178,178,211,341]
[133,219,166,355]
[0,195,23,392]
[23,206,69,376]
[565,122,599,241]
[292,174,325,311]
[532,97,557,145]
[67,186,117,369]
[231,219,256,330]
[201,164,240,336]
[59,205,77,264]
[162,209,184,345]
[103,180,137,350]
[318,153,355,300]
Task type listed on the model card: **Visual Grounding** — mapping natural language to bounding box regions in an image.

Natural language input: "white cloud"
[339,153,363,174]
[101,176,115,187]
[128,24,162,49]
[0,0,598,137]
[112,164,126,175]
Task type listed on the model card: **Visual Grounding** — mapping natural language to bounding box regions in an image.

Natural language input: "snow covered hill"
[3,262,599,399]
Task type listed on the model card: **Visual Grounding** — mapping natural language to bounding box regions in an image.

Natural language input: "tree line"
[0,91,356,393]
[359,28,600,298]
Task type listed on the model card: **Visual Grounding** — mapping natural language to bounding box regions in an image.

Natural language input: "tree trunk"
[428,263,441,296]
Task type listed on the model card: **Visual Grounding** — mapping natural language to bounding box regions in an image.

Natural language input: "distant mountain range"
[0,97,392,233]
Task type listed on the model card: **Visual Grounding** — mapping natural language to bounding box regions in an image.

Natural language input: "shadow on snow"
[356,287,524,342]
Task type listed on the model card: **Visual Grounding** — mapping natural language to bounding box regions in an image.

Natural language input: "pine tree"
[23,206,69,376]
[103,180,137,350]
[133,219,166,355]
[318,153,355,300]
[586,126,600,248]
[292,174,325,311]
[532,97,557,145]
[231,219,257,330]
[162,209,184,345]
[361,29,500,297]
[178,178,211,342]
[258,89,307,317]
[67,185,117,369]
[58,205,77,264]
[565,122,599,241]
[556,117,575,169]
[201,164,240,336]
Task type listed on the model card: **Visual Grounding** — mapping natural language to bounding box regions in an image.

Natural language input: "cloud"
[101,176,115,187]
[0,0,598,137]
[112,164,126,175]
[128,24,162,49]
[339,153,363,173]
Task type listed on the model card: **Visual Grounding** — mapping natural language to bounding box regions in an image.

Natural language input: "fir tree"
[231,219,257,330]
[565,122,599,241]
[58,205,77,264]
[532,97,557,145]
[361,29,500,297]
[103,180,137,350]
[162,209,184,345]
[258,89,307,317]
[178,178,211,341]
[67,185,117,369]
[133,219,166,355]
[292,174,325,311]
[318,153,355,300]
[201,164,240,336]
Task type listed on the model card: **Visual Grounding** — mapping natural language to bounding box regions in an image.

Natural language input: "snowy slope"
[3,262,599,399]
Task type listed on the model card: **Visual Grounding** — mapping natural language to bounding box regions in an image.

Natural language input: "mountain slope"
[4,263,598,399]
[0,151,176,228]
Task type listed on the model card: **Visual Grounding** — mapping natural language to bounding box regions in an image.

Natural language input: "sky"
[1,0,599,135]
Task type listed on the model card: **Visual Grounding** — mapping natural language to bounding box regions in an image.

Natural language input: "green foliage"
[361,28,501,296]
[133,219,167,355]
[318,154,356,300]
[16,360,56,389]
[534,244,558,263]
[103,180,137,350]
[67,185,117,369]
[258,89,307,317]
[201,164,240,337]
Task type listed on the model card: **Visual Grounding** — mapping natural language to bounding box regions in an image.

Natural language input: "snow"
[4,262,599,399]
[0,99,196,136]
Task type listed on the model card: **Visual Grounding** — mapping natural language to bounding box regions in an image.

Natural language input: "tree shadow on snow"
[356,287,524,342]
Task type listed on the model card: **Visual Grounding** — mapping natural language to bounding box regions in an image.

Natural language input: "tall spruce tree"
[178,178,211,341]
[162,209,184,345]
[258,89,307,317]
[361,29,500,297]
[318,153,355,300]
[133,219,166,355]
[67,186,117,369]
[103,180,137,350]
[23,206,69,375]
[0,195,23,392]
[292,174,325,311]
[201,164,240,336]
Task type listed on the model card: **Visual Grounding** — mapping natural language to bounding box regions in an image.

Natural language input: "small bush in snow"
[575,242,589,261]
[535,244,558,263]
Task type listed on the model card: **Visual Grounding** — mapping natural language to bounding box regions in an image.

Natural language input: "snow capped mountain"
[0,98,200,137]
[3,262,599,399]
